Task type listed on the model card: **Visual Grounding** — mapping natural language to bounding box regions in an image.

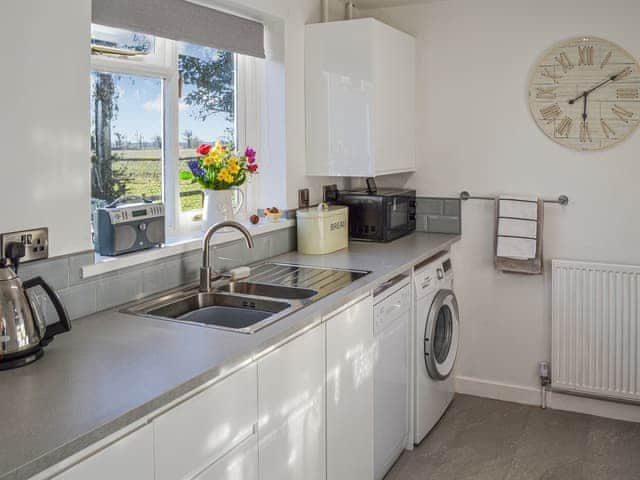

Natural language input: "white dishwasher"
[373,274,411,480]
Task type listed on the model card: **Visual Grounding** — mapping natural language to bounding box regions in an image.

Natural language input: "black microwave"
[337,188,416,242]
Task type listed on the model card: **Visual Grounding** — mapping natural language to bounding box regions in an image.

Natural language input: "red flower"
[245,147,256,163]
[196,143,212,155]
[248,163,258,172]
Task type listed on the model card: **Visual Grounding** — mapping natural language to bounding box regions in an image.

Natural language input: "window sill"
[81,219,295,279]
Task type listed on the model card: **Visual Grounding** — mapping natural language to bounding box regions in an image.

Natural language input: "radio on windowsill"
[96,195,165,256]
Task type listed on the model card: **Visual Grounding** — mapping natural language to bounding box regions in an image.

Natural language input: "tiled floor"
[385,394,640,480]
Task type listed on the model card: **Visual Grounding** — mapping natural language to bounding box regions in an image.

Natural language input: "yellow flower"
[202,154,215,167]
[214,141,227,154]
[217,168,234,183]
[226,156,240,174]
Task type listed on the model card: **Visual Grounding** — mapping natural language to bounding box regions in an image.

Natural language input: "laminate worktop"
[0,233,460,480]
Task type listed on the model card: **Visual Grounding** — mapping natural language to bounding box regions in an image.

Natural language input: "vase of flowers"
[180,142,258,229]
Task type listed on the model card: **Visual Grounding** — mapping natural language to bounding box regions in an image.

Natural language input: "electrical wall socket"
[0,228,49,263]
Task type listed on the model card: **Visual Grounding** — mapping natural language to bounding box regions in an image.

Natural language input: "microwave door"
[383,197,412,241]
[388,197,409,229]
[349,199,382,240]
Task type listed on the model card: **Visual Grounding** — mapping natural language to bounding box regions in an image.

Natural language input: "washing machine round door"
[424,289,459,380]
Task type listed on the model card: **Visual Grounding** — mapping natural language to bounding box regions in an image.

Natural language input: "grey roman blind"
[92,0,265,58]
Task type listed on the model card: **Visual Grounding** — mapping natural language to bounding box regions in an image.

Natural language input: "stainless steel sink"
[147,292,290,331]
[125,262,370,334]
[219,282,317,299]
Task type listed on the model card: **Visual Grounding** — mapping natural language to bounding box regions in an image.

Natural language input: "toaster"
[95,198,165,256]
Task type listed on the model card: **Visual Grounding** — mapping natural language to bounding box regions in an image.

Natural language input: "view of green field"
[112,149,203,211]
[91,46,235,216]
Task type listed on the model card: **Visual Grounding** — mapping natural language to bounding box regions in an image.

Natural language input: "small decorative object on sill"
[264,207,281,223]
[180,142,258,230]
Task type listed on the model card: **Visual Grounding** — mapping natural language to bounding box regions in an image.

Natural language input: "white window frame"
[90,31,245,236]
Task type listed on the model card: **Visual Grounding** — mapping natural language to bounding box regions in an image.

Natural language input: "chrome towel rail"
[459,191,569,206]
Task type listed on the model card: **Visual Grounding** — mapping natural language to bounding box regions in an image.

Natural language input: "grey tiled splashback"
[26,226,297,324]
[415,197,462,235]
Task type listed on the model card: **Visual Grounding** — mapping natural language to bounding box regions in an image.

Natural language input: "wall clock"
[528,36,640,150]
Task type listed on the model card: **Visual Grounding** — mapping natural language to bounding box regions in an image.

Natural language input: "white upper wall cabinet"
[305,18,416,177]
[1,0,92,256]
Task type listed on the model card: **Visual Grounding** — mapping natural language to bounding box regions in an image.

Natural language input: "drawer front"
[193,434,258,480]
[54,425,154,480]
[374,284,410,333]
[154,364,258,480]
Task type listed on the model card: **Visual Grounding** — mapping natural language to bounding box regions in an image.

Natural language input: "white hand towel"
[496,195,539,260]
[498,218,538,238]
[496,237,537,260]
[499,196,538,220]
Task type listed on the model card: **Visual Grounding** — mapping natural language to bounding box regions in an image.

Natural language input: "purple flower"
[188,160,206,178]
[245,147,256,164]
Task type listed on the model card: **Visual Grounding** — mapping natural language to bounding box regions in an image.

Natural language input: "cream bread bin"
[296,203,348,254]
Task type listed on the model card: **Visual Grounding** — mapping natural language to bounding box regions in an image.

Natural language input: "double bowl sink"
[125,263,369,334]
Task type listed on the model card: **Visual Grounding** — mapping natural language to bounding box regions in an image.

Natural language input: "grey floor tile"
[583,416,640,480]
[385,395,640,480]
[390,396,530,480]
[505,409,590,480]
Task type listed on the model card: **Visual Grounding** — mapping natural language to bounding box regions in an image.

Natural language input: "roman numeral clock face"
[529,37,640,150]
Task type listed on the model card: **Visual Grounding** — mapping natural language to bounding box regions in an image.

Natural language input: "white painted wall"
[360,0,640,419]
[1,0,92,257]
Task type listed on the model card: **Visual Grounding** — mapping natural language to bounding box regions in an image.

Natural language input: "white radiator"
[552,259,640,403]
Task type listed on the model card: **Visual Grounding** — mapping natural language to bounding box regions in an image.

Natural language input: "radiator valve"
[538,361,551,386]
[538,361,551,409]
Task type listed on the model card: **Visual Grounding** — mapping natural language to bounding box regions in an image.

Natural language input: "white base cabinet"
[154,363,258,480]
[325,295,375,480]
[193,435,258,480]
[46,293,384,480]
[257,324,326,480]
[53,425,154,480]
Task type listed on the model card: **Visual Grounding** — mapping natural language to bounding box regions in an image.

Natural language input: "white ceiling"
[350,0,438,10]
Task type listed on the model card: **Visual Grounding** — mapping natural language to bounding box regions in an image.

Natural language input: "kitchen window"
[90,24,241,234]
[177,41,236,212]
[90,71,163,204]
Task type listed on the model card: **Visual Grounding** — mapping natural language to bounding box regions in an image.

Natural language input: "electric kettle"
[0,260,71,370]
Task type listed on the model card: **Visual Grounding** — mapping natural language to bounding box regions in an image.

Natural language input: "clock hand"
[582,94,588,121]
[568,68,629,105]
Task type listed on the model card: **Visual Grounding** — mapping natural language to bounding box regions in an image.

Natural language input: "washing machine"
[413,252,460,444]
